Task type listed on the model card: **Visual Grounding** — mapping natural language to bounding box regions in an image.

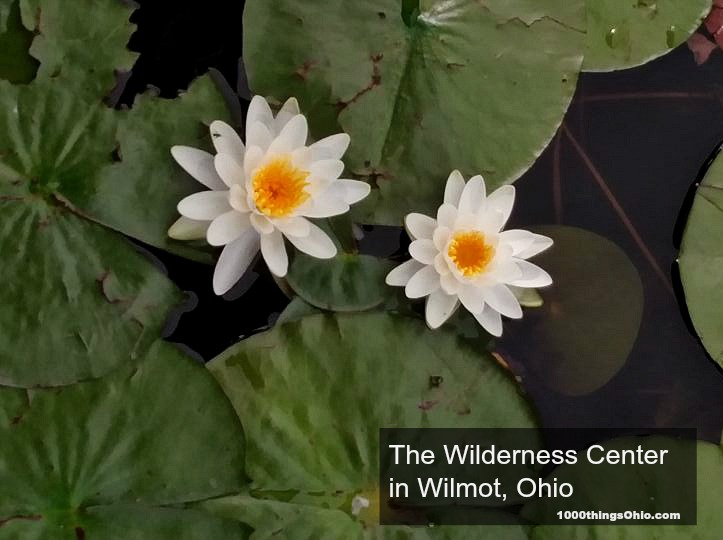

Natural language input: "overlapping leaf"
[679,148,723,368]
[0,341,249,539]
[584,0,711,71]
[244,0,585,225]
[205,313,538,537]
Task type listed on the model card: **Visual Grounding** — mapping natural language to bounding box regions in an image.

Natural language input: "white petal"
[433,227,451,251]
[309,133,351,161]
[168,216,209,241]
[178,191,230,220]
[481,285,522,319]
[215,153,245,188]
[486,185,516,229]
[171,146,226,191]
[509,260,553,288]
[425,290,459,329]
[499,229,537,257]
[458,175,486,214]
[291,147,313,170]
[213,229,261,295]
[250,213,274,234]
[458,284,485,314]
[246,96,274,138]
[229,184,250,212]
[286,222,337,259]
[260,230,289,277]
[244,146,265,185]
[268,114,308,154]
[210,120,245,164]
[516,234,554,259]
[405,213,436,240]
[299,192,349,218]
[274,216,311,238]
[247,121,273,152]
[310,159,345,180]
[386,260,424,287]
[405,266,440,299]
[328,179,370,205]
[434,253,450,275]
[272,97,301,135]
[440,272,460,295]
[409,239,438,265]
[473,304,503,337]
[444,170,466,206]
[207,210,251,246]
[437,203,458,229]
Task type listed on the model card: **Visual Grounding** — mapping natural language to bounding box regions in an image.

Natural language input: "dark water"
[124,2,723,441]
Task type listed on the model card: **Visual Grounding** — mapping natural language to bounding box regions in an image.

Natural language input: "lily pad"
[679,148,723,368]
[0,340,249,538]
[584,0,711,71]
[503,226,643,396]
[0,0,37,83]
[244,0,585,225]
[526,438,723,539]
[206,313,538,536]
[287,252,394,311]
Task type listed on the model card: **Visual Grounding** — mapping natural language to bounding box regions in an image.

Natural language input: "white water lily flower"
[169,95,370,295]
[386,171,553,337]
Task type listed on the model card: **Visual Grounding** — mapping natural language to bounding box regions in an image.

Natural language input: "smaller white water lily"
[386,171,553,337]
[169,95,370,294]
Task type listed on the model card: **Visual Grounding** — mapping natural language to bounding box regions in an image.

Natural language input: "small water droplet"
[606,28,617,48]
[666,25,677,48]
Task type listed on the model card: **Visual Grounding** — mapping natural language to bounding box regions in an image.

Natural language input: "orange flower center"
[252,155,310,217]
[447,231,495,277]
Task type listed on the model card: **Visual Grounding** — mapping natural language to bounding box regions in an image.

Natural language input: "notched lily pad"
[0,340,249,539]
[205,313,538,536]
[244,0,586,224]
[679,148,723,368]
[0,0,37,83]
[585,0,712,71]
[503,226,644,396]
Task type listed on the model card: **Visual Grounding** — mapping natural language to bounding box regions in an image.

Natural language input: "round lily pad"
[0,340,249,538]
[679,148,723,368]
[205,313,538,536]
[503,226,643,396]
[287,252,394,311]
[584,0,711,71]
[244,0,586,225]
[526,438,723,539]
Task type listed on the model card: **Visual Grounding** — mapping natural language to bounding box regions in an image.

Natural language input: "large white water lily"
[169,95,370,294]
[386,171,553,337]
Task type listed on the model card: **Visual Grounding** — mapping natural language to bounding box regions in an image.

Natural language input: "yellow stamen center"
[447,231,495,277]
[252,155,310,217]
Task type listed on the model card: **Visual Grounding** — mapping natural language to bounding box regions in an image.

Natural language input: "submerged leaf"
[243,0,585,224]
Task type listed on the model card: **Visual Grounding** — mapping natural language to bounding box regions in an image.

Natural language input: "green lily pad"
[287,252,394,311]
[244,0,585,225]
[0,340,249,538]
[0,0,37,83]
[584,0,711,72]
[504,226,643,396]
[276,297,322,325]
[206,313,538,536]
[679,149,723,368]
[526,438,723,539]
[18,0,137,91]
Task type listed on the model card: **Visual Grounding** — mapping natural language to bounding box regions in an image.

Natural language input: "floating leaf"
[287,252,393,312]
[526,438,723,539]
[0,0,37,83]
[276,297,321,325]
[0,341,249,539]
[205,313,538,536]
[679,148,723,368]
[244,0,585,225]
[503,226,643,396]
[584,0,711,71]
